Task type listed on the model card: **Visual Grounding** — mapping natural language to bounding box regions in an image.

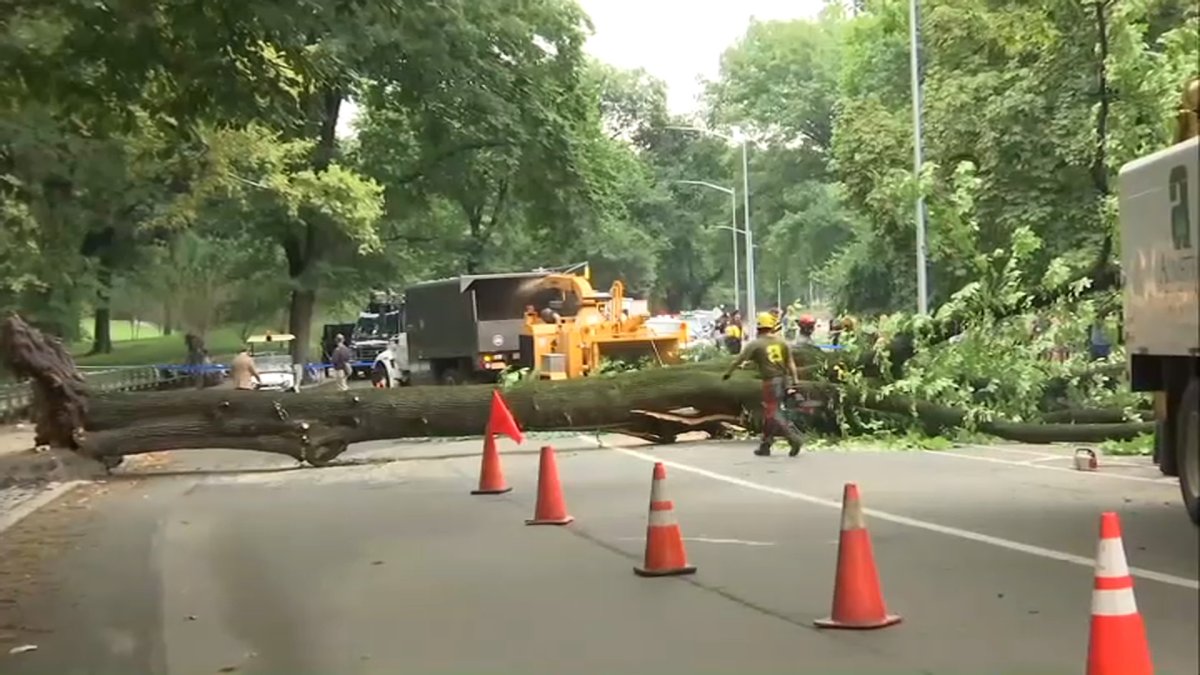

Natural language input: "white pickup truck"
[1117,78,1199,524]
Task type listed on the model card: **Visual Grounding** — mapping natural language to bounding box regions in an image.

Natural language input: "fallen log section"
[0,315,1153,468]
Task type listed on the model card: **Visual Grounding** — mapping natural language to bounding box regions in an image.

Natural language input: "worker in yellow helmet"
[722,310,744,354]
[722,311,804,457]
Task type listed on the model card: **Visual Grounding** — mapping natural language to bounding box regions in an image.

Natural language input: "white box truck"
[1117,78,1199,524]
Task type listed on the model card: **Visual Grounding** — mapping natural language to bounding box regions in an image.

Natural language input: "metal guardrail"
[0,366,186,424]
[0,360,342,424]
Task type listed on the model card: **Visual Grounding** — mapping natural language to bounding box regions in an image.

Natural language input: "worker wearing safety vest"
[722,312,804,457]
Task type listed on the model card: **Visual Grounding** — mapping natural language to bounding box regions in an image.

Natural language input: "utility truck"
[321,292,404,379]
[1118,77,1199,524]
[370,265,584,387]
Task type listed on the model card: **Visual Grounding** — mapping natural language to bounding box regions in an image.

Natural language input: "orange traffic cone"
[470,390,524,496]
[1086,512,1153,675]
[526,446,573,525]
[814,483,901,629]
[634,462,696,577]
[471,433,511,495]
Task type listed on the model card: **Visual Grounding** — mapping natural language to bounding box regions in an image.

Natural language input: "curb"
[0,481,86,536]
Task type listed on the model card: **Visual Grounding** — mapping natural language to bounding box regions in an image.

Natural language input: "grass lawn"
[77,319,164,342]
[72,327,249,367]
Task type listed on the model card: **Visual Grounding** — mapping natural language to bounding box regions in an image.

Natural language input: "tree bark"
[287,286,317,366]
[90,264,114,355]
[90,306,113,355]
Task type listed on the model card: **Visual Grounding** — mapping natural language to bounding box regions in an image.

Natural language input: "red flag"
[488,390,524,445]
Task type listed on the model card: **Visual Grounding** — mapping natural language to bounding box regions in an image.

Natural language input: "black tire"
[438,368,464,386]
[371,363,390,388]
[1157,419,1179,476]
[1175,377,1200,525]
[1159,384,1181,475]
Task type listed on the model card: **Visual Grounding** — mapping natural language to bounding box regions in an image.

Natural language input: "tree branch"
[396,140,518,185]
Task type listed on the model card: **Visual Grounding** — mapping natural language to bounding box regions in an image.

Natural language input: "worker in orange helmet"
[722,312,804,457]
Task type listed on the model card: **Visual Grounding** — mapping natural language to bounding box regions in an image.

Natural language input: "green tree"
[706,10,855,306]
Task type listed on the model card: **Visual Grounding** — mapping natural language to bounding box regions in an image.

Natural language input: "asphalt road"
[0,436,1196,674]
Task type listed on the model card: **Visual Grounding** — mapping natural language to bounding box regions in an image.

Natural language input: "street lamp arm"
[665,125,735,144]
[673,179,734,196]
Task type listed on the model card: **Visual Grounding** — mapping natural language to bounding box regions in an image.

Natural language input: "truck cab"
[370,332,411,388]
[349,295,404,377]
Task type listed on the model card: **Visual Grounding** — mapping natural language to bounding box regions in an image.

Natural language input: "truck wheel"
[1157,419,1179,476]
[371,364,390,388]
[438,368,464,385]
[1176,377,1200,525]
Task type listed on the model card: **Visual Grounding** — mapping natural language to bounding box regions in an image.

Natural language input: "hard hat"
[797,314,816,326]
[756,312,779,331]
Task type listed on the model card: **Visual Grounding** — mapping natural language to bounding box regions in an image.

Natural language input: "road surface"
[0,436,1196,674]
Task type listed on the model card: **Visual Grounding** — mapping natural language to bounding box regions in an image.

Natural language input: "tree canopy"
[2,0,1196,357]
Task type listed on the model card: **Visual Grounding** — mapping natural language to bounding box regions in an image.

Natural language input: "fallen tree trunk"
[0,314,1155,468]
[77,369,780,464]
[854,396,1153,443]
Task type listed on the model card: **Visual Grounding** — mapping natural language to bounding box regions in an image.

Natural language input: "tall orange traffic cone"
[814,483,901,629]
[470,433,511,495]
[634,463,696,577]
[526,446,573,525]
[1086,512,1153,675]
[470,391,523,495]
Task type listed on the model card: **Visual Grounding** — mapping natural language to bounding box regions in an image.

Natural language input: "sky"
[579,0,824,114]
[337,0,824,137]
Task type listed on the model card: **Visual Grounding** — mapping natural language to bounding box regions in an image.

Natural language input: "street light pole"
[740,140,756,321]
[729,189,740,310]
[668,126,755,319]
[673,180,740,310]
[908,0,930,315]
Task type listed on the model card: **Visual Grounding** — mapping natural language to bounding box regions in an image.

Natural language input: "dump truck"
[1118,77,1199,524]
[370,271,575,386]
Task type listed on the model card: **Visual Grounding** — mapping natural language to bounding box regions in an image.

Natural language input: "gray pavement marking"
[563,521,833,632]
[600,442,1200,591]
[0,481,84,535]
[928,448,1175,484]
[615,536,777,546]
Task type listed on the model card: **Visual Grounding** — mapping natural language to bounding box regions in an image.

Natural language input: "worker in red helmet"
[794,315,817,347]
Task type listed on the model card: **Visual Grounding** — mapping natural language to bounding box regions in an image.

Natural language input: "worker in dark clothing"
[722,312,804,457]
[331,333,354,391]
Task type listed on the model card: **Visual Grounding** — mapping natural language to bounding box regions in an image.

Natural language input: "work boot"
[787,436,803,457]
[754,443,771,457]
